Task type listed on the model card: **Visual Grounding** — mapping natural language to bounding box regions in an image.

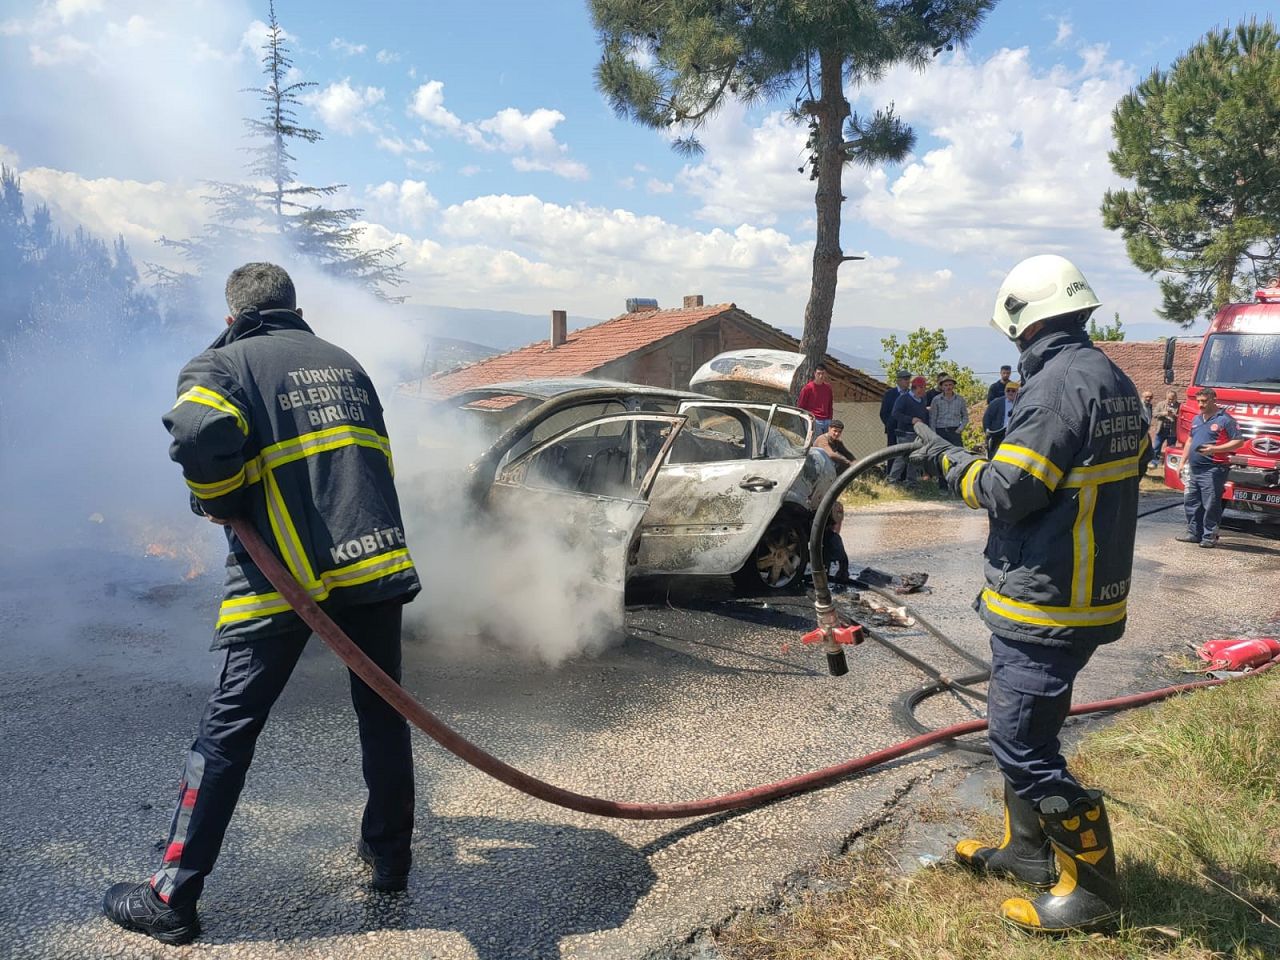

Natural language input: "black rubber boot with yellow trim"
[955,779,1055,887]
[1002,791,1119,933]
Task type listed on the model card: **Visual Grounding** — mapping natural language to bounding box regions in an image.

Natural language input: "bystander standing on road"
[814,419,855,470]
[982,382,1018,458]
[879,370,911,451]
[1151,390,1180,469]
[102,263,421,946]
[928,375,968,491]
[888,376,929,484]
[1176,386,1243,548]
[797,363,834,436]
[986,364,1013,402]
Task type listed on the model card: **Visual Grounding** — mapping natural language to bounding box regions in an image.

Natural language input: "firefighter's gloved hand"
[910,422,955,472]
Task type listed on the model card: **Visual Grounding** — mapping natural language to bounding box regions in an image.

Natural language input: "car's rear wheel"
[732,513,808,593]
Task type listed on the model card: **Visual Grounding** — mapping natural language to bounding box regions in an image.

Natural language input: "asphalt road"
[2,494,1277,960]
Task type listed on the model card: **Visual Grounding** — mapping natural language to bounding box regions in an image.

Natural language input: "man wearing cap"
[983,381,1019,458]
[1175,386,1243,547]
[887,375,930,483]
[928,375,968,490]
[879,370,911,451]
[909,254,1145,934]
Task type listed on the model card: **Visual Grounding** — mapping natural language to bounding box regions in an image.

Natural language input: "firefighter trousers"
[986,633,1096,806]
[149,599,414,907]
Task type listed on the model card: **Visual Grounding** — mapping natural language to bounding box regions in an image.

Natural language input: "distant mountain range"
[412,304,1194,381]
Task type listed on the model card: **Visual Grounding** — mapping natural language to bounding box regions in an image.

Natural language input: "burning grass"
[720,667,1280,960]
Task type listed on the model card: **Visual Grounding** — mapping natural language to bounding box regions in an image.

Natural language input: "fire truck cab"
[1161,286,1280,530]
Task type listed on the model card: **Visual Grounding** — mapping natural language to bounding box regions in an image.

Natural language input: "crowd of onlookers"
[795,362,1186,494]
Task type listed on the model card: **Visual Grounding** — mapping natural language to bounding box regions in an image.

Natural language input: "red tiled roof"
[404,302,888,400]
[414,303,733,397]
[1095,339,1199,397]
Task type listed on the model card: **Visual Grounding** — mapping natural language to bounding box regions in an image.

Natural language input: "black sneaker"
[102,881,200,945]
[1175,533,1200,543]
[357,839,410,892]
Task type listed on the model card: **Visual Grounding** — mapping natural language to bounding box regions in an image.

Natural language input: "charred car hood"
[689,349,806,404]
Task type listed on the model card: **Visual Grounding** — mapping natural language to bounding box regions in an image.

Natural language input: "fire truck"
[1161,285,1280,530]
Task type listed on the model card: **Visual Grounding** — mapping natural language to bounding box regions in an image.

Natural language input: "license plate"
[1234,489,1280,505]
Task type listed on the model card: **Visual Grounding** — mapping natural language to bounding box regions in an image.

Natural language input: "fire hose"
[227,442,1277,821]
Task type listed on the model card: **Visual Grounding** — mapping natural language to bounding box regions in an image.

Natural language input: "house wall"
[596,317,885,419]
[832,401,889,458]
[1096,340,1199,399]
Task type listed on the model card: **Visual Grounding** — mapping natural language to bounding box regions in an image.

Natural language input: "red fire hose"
[230,519,1276,821]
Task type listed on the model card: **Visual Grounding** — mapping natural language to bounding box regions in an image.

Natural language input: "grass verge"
[720,667,1280,960]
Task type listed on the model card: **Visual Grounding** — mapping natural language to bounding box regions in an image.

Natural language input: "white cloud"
[28,33,92,66]
[12,164,209,269]
[677,103,821,225]
[854,46,1136,270]
[330,36,366,57]
[1053,18,1074,47]
[303,79,385,135]
[646,177,674,195]
[375,49,399,64]
[105,14,160,46]
[459,165,481,177]
[56,0,103,22]
[376,134,431,156]
[617,176,636,190]
[366,179,438,229]
[408,80,481,144]
[407,83,588,179]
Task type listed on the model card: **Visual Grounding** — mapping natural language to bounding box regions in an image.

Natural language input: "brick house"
[1095,339,1199,400]
[401,296,891,453]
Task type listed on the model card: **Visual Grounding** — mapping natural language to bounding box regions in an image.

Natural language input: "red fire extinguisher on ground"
[1197,636,1280,671]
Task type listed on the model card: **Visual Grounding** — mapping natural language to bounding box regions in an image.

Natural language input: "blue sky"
[2,0,1275,354]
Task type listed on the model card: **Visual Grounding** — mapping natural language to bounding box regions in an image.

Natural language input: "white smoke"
[0,236,629,668]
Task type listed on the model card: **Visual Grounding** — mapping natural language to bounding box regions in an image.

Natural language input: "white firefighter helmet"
[991,254,1101,341]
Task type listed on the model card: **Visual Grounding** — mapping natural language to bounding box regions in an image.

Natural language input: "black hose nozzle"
[826,650,849,676]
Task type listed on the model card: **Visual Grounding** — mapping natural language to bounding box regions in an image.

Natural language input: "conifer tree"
[158,1,405,302]
[591,0,994,383]
[1102,19,1280,326]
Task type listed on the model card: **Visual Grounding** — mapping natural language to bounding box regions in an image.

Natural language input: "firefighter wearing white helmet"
[911,254,1145,934]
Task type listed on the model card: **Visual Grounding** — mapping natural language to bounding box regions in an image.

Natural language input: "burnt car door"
[634,401,817,580]
[488,412,685,633]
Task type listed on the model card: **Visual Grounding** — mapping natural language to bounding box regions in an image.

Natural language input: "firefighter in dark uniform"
[103,263,421,945]
[912,254,1144,933]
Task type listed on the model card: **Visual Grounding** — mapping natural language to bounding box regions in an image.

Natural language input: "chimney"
[683,294,704,309]
[550,309,567,348]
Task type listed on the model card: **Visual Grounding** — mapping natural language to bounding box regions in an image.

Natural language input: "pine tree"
[0,164,161,362]
[1102,19,1280,327]
[158,1,405,302]
[590,0,994,386]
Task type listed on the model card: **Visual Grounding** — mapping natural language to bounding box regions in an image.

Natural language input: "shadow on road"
[217,812,657,960]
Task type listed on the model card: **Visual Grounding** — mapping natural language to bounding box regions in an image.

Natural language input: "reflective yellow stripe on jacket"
[960,459,986,509]
[993,443,1064,490]
[216,549,415,628]
[185,423,394,502]
[173,386,250,436]
[1063,453,1142,609]
[981,588,1127,628]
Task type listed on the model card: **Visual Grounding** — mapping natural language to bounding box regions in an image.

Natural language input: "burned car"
[435,350,838,600]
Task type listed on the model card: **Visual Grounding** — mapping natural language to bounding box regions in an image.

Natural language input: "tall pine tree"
[1102,19,1280,326]
[591,0,994,385]
[157,1,405,303]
